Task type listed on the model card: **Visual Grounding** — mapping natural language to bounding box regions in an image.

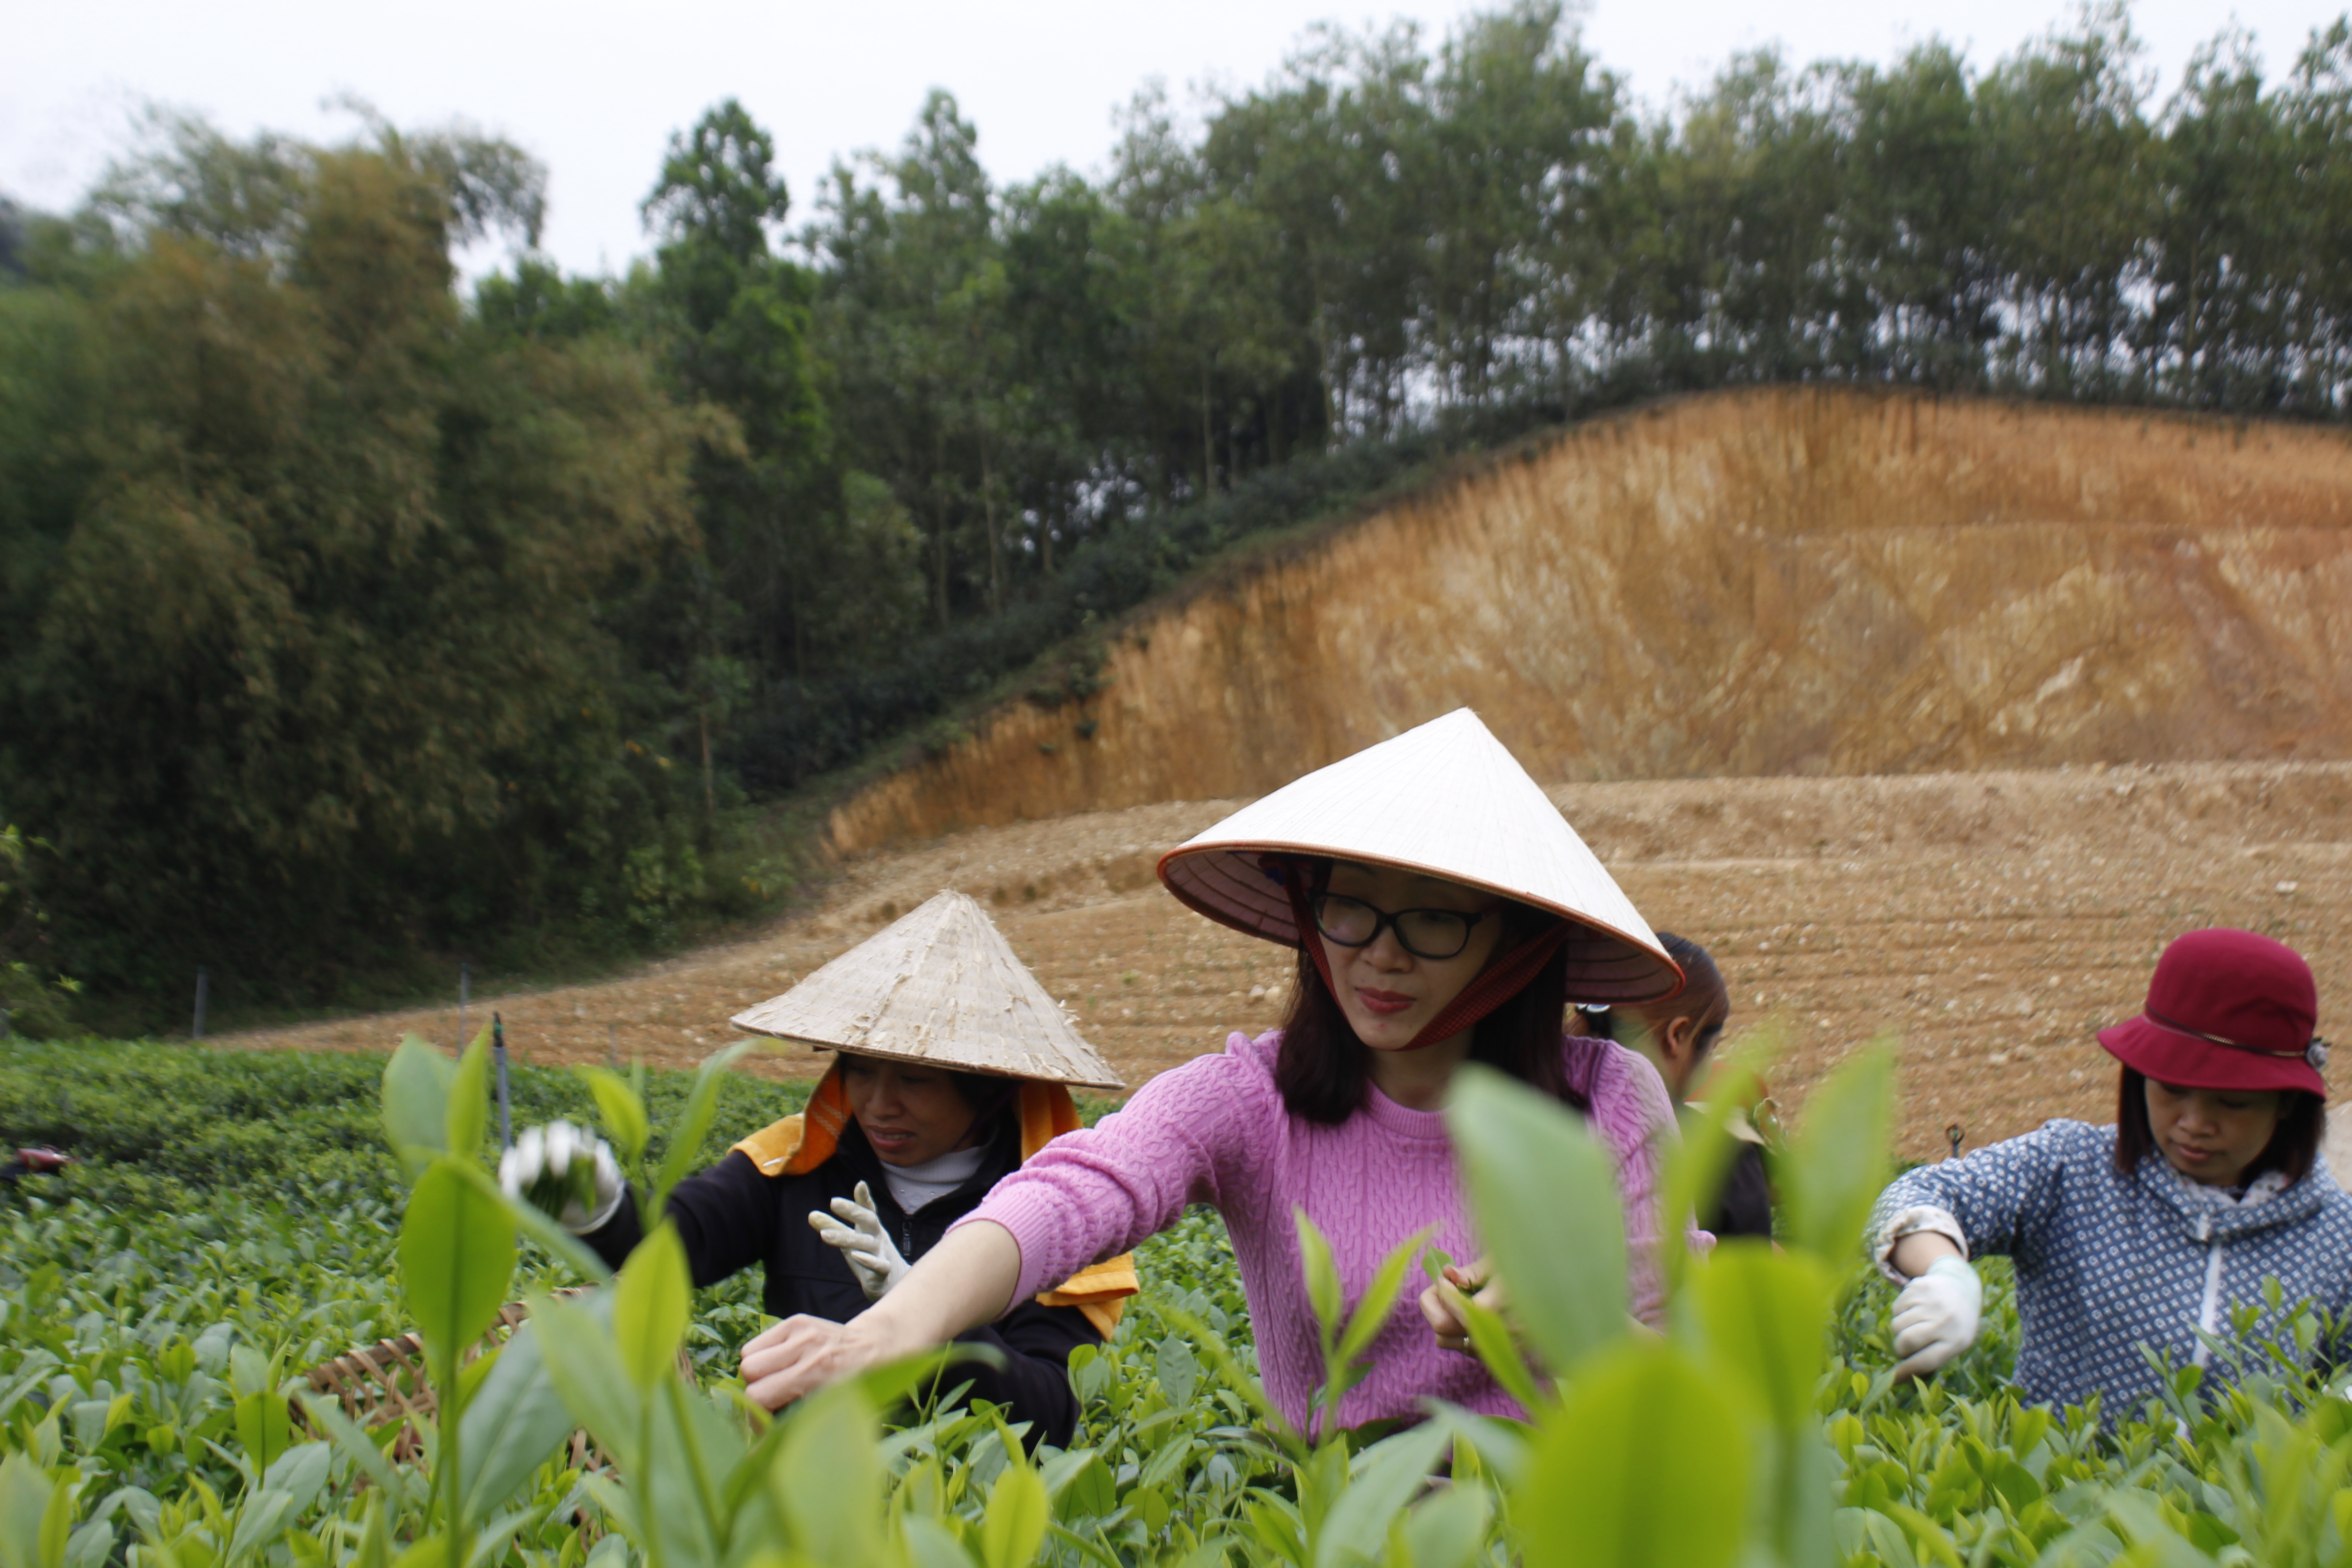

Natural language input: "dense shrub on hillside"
[727,415,1558,791]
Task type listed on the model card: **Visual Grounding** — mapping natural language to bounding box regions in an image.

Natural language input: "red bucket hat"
[2097,928,2328,1097]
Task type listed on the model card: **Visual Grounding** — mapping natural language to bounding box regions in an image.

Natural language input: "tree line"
[3,1,2349,1022]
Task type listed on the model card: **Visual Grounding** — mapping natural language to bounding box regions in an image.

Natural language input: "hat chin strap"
[1285,878,1573,1051]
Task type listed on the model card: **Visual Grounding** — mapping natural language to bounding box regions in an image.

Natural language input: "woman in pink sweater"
[740,710,1689,1430]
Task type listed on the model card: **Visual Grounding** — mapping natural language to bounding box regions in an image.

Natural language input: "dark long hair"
[2112,1065,2324,1185]
[1273,898,1581,1124]
[1583,932,1729,1059]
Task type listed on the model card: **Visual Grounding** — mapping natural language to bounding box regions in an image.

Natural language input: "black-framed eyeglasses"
[1308,892,1487,960]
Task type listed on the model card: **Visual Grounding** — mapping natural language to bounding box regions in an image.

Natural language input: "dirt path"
[220,762,2352,1160]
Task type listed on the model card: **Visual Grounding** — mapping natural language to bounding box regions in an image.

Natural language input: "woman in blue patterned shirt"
[1869,927,2352,1418]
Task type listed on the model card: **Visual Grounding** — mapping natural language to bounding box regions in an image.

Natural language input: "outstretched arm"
[740,1219,1023,1411]
[1866,1129,2082,1384]
[740,1042,1274,1411]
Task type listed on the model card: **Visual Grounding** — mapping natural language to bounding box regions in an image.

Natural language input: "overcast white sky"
[4,0,2343,279]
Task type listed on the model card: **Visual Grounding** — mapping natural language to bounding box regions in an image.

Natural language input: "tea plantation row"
[1,1039,2345,1567]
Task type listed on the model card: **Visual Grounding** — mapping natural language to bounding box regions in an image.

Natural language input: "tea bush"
[2,1037,2350,1567]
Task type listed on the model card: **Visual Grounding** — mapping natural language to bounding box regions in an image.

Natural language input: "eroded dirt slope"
[831,388,2352,853]
[225,761,2352,1159]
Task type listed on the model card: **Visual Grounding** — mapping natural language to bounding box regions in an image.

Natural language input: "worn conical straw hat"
[730,890,1124,1090]
[1157,708,1681,1004]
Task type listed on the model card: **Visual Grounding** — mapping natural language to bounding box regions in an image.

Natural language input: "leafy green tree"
[0,821,78,1035]
[1840,43,2003,387]
[811,91,1013,623]
[997,170,1135,569]
[474,256,619,342]
[0,118,704,1011]
[643,98,833,698]
[1975,5,2158,397]
[1422,1,1618,408]
[2146,31,2297,409]
[2278,21,2352,410]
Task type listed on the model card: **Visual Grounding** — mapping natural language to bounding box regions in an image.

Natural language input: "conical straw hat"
[1156,708,1680,1004]
[730,890,1124,1090]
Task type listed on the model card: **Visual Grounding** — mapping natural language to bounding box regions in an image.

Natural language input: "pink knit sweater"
[956,1029,1681,1431]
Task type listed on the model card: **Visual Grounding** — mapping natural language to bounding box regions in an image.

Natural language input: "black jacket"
[1707,1139,1774,1241]
[585,1111,1101,1446]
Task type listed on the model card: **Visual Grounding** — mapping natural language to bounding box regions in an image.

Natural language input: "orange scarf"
[731,1065,1138,1337]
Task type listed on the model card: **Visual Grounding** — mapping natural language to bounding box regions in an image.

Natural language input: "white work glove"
[807,1181,911,1301]
[499,1119,625,1235]
[1890,1255,1984,1380]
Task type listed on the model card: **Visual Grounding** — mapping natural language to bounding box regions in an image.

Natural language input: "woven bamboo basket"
[297,1288,696,1468]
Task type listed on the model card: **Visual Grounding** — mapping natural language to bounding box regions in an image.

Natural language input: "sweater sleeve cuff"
[948,1184,1065,1308]
[1874,1204,1968,1284]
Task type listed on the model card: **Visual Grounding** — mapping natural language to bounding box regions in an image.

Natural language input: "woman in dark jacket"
[1571,932,1773,1240]
[502,892,1132,1447]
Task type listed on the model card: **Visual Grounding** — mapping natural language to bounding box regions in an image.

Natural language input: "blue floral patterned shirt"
[1870,1119,2352,1417]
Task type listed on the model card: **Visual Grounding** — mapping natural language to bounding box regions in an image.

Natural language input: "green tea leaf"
[382,1037,455,1180]
[295,1394,406,1509]
[399,1159,516,1372]
[1336,1226,1436,1373]
[458,1317,578,1518]
[1419,1404,1531,1488]
[529,1292,639,1469]
[258,1442,332,1518]
[0,1450,71,1568]
[641,1378,739,1567]
[1399,1480,1493,1568]
[1311,1422,1450,1568]
[1154,1335,1200,1412]
[1518,1341,1752,1568]
[862,1343,999,1420]
[1689,1244,1835,1431]
[905,1516,978,1568]
[352,1497,392,1568]
[386,1534,450,1568]
[446,1030,492,1166]
[1445,1064,1627,1377]
[1154,1300,1295,1452]
[225,1487,297,1564]
[578,1067,651,1172]
[1295,1209,1344,1352]
[981,1465,1049,1568]
[767,1382,886,1564]
[1456,1290,1544,1416]
[612,1222,690,1391]
[233,1388,292,1474]
[1658,1039,1776,1294]
[1882,1504,1966,1568]
[1776,1042,1896,1264]
[652,1040,758,1209]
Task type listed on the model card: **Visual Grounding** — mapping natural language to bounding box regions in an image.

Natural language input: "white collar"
[887,1143,989,1186]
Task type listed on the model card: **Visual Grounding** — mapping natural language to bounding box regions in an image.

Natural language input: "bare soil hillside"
[829,388,2352,853]
[224,761,2352,1160]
